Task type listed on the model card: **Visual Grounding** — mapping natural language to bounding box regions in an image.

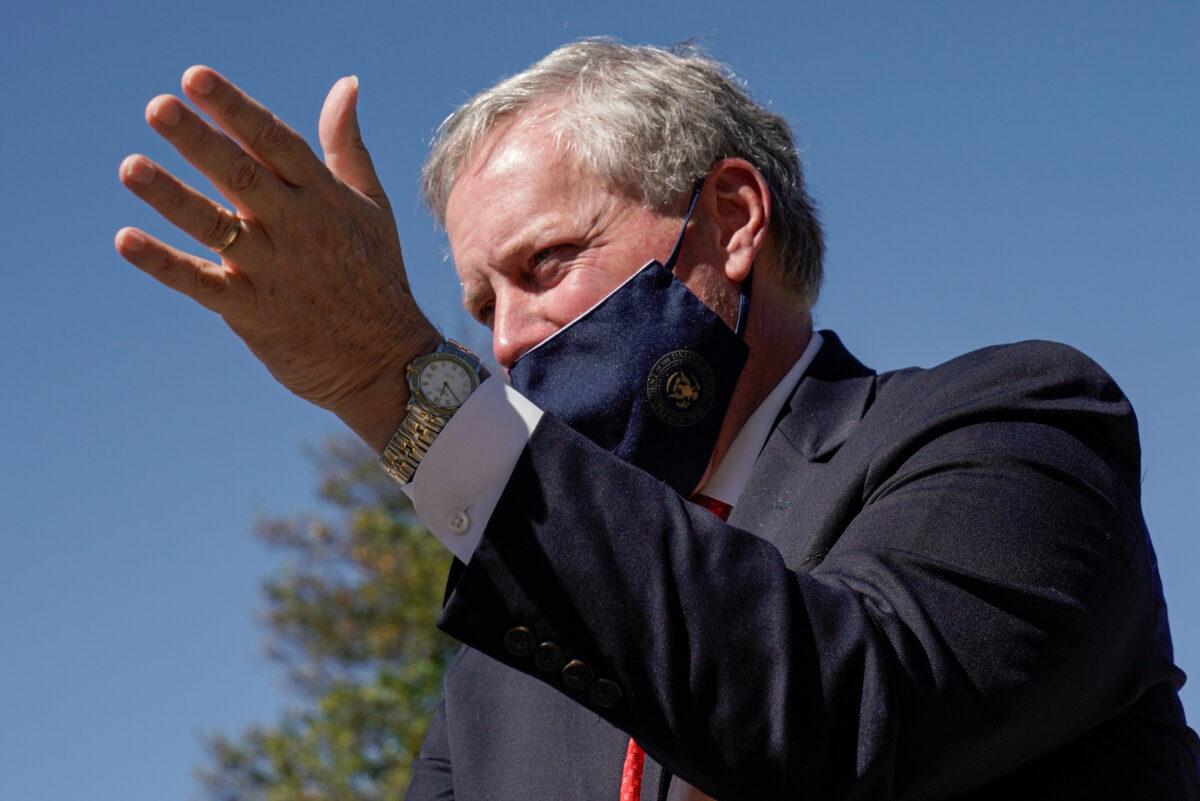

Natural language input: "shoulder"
[878,339,1123,404]
[860,339,1141,482]
[873,339,1132,421]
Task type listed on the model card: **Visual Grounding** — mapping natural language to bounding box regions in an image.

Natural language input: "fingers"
[114,227,250,313]
[319,76,390,209]
[119,154,263,260]
[181,65,325,187]
[147,94,288,218]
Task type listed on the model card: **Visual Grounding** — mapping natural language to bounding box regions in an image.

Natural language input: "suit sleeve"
[402,376,544,564]
[434,353,1166,799]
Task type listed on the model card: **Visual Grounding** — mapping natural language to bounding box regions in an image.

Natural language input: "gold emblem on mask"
[666,370,701,407]
[647,350,715,426]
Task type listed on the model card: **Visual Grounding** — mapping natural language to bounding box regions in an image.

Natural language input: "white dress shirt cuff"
[400,376,543,564]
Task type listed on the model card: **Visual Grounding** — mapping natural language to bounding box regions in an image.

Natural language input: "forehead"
[443,120,618,268]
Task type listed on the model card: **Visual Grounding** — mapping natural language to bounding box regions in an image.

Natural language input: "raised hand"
[116,66,441,451]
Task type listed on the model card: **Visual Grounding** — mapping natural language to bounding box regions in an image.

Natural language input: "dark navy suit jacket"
[407,332,1200,800]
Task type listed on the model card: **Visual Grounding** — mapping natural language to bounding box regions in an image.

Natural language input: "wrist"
[337,327,445,453]
[378,338,486,485]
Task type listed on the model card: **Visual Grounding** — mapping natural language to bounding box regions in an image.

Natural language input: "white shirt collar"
[698,331,824,506]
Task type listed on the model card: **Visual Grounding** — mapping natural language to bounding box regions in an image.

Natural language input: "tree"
[195,435,458,801]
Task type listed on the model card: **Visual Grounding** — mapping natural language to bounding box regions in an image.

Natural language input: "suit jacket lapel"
[773,330,876,460]
[729,331,876,561]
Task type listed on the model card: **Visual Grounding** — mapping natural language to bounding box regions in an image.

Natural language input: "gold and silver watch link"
[378,339,484,485]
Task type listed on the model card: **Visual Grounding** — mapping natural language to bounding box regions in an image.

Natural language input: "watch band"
[378,340,483,485]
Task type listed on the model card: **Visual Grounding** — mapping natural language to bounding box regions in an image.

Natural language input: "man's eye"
[530,246,558,267]
[529,245,579,286]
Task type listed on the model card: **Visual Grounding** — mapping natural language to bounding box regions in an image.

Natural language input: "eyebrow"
[454,205,606,312]
[493,217,560,266]
[455,217,558,312]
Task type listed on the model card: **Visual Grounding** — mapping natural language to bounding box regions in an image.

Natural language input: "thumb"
[319,75,390,209]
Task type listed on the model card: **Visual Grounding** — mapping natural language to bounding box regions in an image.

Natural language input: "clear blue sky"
[1,2,1196,799]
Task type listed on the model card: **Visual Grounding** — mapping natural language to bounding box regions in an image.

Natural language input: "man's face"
[445,120,719,370]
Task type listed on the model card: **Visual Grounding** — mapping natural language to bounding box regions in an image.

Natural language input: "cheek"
[552,273,609,320]
[493,247,653,363]
[543,276,613,330]
[547,252,648,324]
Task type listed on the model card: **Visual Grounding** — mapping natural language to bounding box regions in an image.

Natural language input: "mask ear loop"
[733,268,753,338]
[663,179,705,273]
[664,178,755,340]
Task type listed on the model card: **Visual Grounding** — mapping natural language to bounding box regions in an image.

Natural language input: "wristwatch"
[378,339,485,484]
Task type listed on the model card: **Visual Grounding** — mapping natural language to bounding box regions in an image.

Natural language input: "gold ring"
[213,217,243,253]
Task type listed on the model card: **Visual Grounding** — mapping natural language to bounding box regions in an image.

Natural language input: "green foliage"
[196,437,458,801]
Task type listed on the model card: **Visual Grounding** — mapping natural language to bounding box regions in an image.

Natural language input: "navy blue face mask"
[508,184,751,496]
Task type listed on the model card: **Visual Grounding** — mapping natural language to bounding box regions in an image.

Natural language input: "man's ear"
[703,158,772,283]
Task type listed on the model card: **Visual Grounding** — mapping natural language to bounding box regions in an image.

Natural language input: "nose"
[491,292,552,371]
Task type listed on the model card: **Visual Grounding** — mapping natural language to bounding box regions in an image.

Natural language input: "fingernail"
[153,98,181,127]
[350,75,359,89]
[125,157,155,185]
[188,67,216,96]
[119,229,146,252]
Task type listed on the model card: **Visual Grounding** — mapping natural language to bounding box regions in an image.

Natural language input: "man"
[116,41,1198,799]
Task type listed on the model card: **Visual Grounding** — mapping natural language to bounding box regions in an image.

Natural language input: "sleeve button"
[503,626,534,658]
[562,659,595,691]
[446,509,471,534]
[534,641,566,674]
[589,679,622,708]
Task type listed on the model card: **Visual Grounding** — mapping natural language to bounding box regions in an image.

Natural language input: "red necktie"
[619,494,731,801]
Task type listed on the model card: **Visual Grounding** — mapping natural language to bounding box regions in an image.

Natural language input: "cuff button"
[446,509,471,534]
[534,641,566,674]
[589,679,622,708]
[562,659,595,691]
[504,626,535,658]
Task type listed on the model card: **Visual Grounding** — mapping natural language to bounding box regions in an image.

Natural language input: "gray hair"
[421,39,824,310]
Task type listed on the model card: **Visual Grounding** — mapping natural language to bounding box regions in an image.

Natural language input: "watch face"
[417,357,475,410]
